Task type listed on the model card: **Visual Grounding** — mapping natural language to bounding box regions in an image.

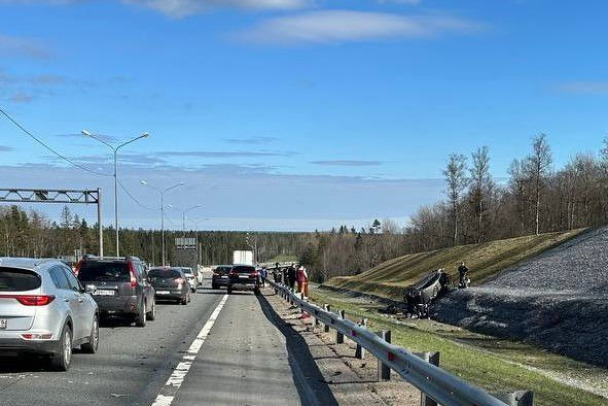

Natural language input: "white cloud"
[557,82,608,95]
[0,34,50,59]
[239,10,481,44]
[376,0,420,4]
[124,0,310,17]
[0,0,310,17]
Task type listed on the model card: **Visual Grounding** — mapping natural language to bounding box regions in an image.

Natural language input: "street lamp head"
[81,130,92,136]
[140,180,148,186]
[142,132,149,138]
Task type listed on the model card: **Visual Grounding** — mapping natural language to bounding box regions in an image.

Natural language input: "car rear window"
[149,269,182,278]
[0,268,41,292]
[232,266,255,274]
[216,266,231,274]
[182,268,193,274]
[78,262,130,282]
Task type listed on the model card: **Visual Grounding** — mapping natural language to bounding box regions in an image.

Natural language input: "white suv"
[0,258,99,371]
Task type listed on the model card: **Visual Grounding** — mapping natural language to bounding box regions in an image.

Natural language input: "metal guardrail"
[267,278,533,406]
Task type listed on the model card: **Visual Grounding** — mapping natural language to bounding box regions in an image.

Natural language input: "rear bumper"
[0,336,60,356]
[228,281,259,290]
[93,295,139,316]
[154,290,184,301]
[212,277,230,286]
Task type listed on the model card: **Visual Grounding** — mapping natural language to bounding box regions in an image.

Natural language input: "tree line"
[3,133,607,282]
[298,134,608,281]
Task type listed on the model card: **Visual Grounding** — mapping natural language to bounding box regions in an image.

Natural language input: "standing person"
[458,262,469,288]
[260,266,268,287]
[287,264,297,292]
[297,266,309,298]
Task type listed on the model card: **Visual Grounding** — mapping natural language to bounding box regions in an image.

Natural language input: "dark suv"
[227,265,260,295]
[211,265,232,290]
[75,256,155,327]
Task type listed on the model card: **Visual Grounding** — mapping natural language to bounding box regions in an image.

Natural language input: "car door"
[48,266,80,337]
[137,263,151,304]
[61,266,90,341]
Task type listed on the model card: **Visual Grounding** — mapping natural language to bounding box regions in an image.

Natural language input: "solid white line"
[150,294,229,406]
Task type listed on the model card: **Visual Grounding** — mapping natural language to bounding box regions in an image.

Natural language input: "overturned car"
[403,269,450,318]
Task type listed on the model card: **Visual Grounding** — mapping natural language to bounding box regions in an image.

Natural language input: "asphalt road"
[0,277,333,406]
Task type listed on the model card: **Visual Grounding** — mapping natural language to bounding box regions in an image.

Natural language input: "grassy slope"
[327,229,587,300]
[310,288,608,406]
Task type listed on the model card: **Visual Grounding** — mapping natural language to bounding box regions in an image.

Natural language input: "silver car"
[0,258,99,371]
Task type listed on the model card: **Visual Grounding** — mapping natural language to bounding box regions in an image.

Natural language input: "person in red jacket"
[296,266,309,298]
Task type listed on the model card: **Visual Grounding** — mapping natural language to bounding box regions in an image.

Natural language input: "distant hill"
[325,229,586,300]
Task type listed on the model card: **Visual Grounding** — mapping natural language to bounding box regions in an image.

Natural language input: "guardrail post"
[415,352,440,406]
[493,391,534,406]
[323,304,331,332]
[376,330,391,381]
[336,310,345,344]
[355,318,367,359]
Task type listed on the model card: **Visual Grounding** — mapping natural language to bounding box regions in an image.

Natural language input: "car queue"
[0,255,202,371]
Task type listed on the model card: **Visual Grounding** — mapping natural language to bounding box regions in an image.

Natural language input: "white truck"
[233,250,254,266]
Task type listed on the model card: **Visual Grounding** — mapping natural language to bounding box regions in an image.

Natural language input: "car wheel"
[227,286,232,294]
[254,287,261,295]
[50,324,72,371]
[146,298,156,321]
[81,315,99,354]
[135,301,147,327]
[212,283,218,290]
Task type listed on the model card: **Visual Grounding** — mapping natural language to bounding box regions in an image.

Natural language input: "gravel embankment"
[434,227,608,367]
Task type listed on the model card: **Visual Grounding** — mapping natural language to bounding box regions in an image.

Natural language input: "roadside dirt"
[263,287,421,406]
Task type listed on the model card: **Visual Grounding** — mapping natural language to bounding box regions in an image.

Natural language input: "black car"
[211,265,232,290]
[227,265,260,295]
[75,255,156,326]
[148,267,191,305]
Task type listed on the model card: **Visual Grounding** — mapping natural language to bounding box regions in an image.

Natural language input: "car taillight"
[74,259,84,275]
[250,272,258,278]
[127,262,137,288]
[0,295,56,306]
[229,270,238,276]
[213,272,219,276]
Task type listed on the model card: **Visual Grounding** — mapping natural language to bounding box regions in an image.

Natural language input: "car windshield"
[0,268,41,292]
[182,268,193,274]
[149,269,182,278]
[78,262,130,282]
[216,267,231,275]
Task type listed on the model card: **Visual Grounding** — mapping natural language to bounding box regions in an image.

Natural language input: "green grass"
[326,229,587,300]
[266,254,299,263]
[310,288,608,406]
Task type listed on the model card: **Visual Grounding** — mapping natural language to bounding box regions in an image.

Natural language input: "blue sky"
[1,0,607,231]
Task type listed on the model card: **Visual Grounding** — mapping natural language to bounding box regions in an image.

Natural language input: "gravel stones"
[434,227,608,367]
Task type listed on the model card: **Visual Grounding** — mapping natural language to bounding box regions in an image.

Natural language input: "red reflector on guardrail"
[388,352,396,361]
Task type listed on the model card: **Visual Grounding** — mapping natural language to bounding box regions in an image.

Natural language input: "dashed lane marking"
[150,294,229,406]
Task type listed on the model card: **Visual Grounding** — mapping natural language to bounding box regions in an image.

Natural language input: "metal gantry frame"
[0,188,104,257]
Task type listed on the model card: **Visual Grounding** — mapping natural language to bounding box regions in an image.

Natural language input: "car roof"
[0,257,64,271]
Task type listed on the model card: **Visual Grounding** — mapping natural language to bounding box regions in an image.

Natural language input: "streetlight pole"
[141,180,183,266]
[82,130,149,257]
[182,205,203,237]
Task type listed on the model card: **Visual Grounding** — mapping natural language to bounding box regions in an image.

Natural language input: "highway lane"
[0,283,224,406]
[0,277,336,406]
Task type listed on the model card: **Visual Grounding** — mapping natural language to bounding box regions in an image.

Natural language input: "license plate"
[156,291,170,295]
[220,275,227,279]
[239,275,250,279]
[0,318,7,329]
[95,289,116,296]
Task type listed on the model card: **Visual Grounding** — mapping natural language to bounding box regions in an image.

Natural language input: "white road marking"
[150,294,229,406]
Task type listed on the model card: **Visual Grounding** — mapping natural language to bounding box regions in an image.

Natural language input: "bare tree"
[527,134,552,235]
[469,146,493,242]
[443,153,469,245]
